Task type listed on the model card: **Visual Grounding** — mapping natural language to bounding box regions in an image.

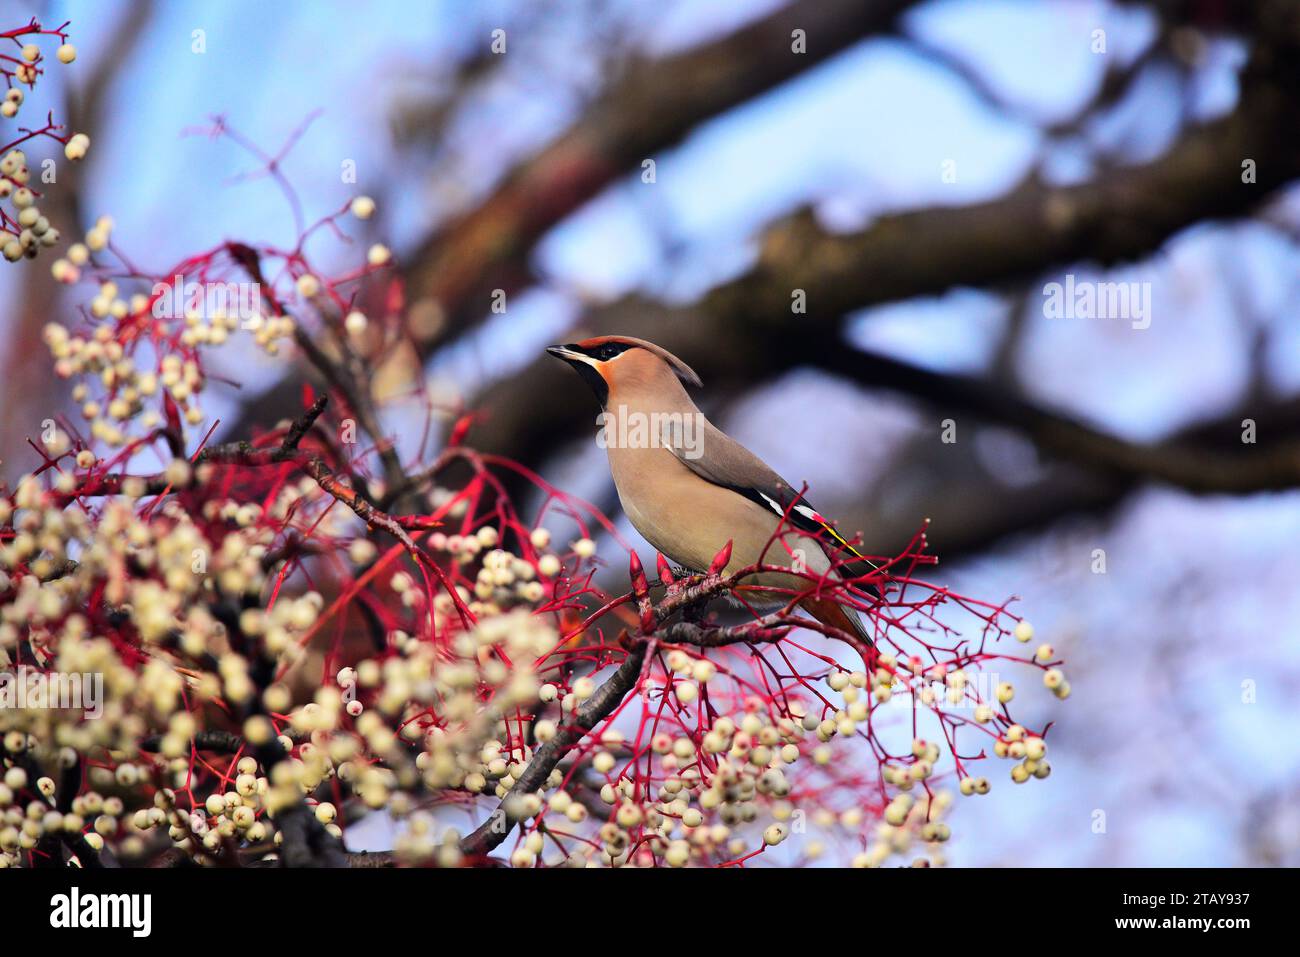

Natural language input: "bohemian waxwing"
[547,335,878,648]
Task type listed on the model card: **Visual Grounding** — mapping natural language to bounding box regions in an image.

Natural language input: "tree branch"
[220,0,922,441]
[464,29,1300,497]
[459,641,651,858]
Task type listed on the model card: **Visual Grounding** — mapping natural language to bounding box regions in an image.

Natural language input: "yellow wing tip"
[821,521,880,571]
[823,522,859,553]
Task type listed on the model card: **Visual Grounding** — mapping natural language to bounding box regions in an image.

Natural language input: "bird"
[546,334,878,652]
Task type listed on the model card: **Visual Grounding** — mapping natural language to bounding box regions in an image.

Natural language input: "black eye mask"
[591,342,632,362]
[547,342,634,407]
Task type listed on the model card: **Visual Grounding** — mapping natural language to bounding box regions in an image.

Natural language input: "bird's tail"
[800,595,876,667]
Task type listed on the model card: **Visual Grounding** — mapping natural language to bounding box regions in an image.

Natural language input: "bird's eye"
[597,344,623,361]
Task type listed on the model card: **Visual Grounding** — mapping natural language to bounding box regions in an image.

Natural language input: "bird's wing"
[665,419,878,578]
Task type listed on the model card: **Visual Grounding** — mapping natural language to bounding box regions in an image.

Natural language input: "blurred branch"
[460,16,1300,557]
[63,1,156,140]
[902,19,1176,143]
[222,0,1300,570]
[838,393,1300,562]
[467,42,1300,478]
[404,0,919,315]
[222,0,921,441]
[809,346,1300,495]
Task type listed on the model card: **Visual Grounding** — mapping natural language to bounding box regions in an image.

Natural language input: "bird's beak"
[547,343,610,404]
[546,344,596,367]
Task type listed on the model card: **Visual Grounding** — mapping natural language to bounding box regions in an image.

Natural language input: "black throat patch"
[572,360,609,406]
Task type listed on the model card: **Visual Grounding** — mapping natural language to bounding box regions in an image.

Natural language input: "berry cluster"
[0,106,1067,868]
[1,18,86,263]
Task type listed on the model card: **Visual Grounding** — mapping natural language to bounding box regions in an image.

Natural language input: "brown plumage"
[547,335,877,652]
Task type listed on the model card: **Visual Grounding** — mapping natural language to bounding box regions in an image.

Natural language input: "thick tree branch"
[807,346,1300,495]
[465,29,1300,496]
[459,641,651,858]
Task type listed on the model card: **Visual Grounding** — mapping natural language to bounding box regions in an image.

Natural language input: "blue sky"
[6,0,1298,866]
